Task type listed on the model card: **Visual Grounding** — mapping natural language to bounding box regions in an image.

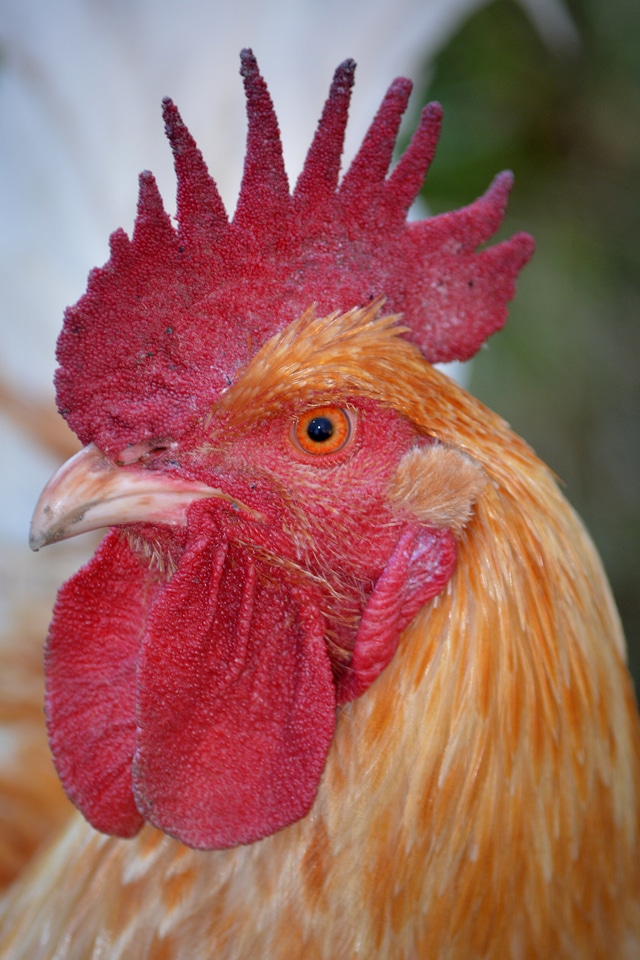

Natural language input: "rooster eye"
[292,406,353,455]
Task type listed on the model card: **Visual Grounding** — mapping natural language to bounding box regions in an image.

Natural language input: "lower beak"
[30,443,230,551]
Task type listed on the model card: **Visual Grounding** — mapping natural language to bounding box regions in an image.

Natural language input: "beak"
[29,443,234,551]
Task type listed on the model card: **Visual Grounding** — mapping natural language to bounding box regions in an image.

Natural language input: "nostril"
[115,439,177,466]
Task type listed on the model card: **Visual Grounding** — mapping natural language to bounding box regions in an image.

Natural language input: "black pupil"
[306,416,334,444]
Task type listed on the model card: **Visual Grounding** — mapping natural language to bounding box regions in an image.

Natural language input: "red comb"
[55,49,534,458]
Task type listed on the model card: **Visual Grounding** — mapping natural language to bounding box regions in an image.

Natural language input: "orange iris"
[293,406,353,455]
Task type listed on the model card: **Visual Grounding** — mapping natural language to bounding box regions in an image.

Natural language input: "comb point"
[235,49,289,236]
[162,97,229,243]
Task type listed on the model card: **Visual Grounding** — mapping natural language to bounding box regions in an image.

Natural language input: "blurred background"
[0,0,638,675]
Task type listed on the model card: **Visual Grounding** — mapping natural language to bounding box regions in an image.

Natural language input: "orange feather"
[1,305,638,958]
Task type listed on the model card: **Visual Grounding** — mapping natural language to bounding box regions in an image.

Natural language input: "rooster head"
[31,50,533,849]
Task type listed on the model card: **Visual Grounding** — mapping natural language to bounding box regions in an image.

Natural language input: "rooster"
[1,49,639,959]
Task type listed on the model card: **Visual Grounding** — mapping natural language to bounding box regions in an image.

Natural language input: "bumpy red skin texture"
[133,511,335,848]
[45,403,458,848]
[45,532,152,838]
[338,524,456,703]
[54,53,533,461]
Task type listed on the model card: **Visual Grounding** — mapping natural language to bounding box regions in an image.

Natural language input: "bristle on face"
[55,49,534,459]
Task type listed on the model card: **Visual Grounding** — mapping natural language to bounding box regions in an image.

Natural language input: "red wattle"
[133,510,336,849]
[337,525,457,703]
[45,530,158,837]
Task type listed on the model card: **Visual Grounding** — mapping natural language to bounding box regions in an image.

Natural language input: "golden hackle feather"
[1,305,639,959]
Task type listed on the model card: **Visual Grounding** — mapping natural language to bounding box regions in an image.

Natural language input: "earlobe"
[386,441,487,536]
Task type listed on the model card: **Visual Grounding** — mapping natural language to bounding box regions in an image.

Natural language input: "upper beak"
[29,443,236,551]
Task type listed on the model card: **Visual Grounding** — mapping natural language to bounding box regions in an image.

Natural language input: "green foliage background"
[416,0,640,676]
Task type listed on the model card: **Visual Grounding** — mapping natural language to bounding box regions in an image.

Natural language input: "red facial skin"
[44,398,456,849]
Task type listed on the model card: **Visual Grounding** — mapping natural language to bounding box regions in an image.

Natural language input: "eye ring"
[291,406,353,456]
